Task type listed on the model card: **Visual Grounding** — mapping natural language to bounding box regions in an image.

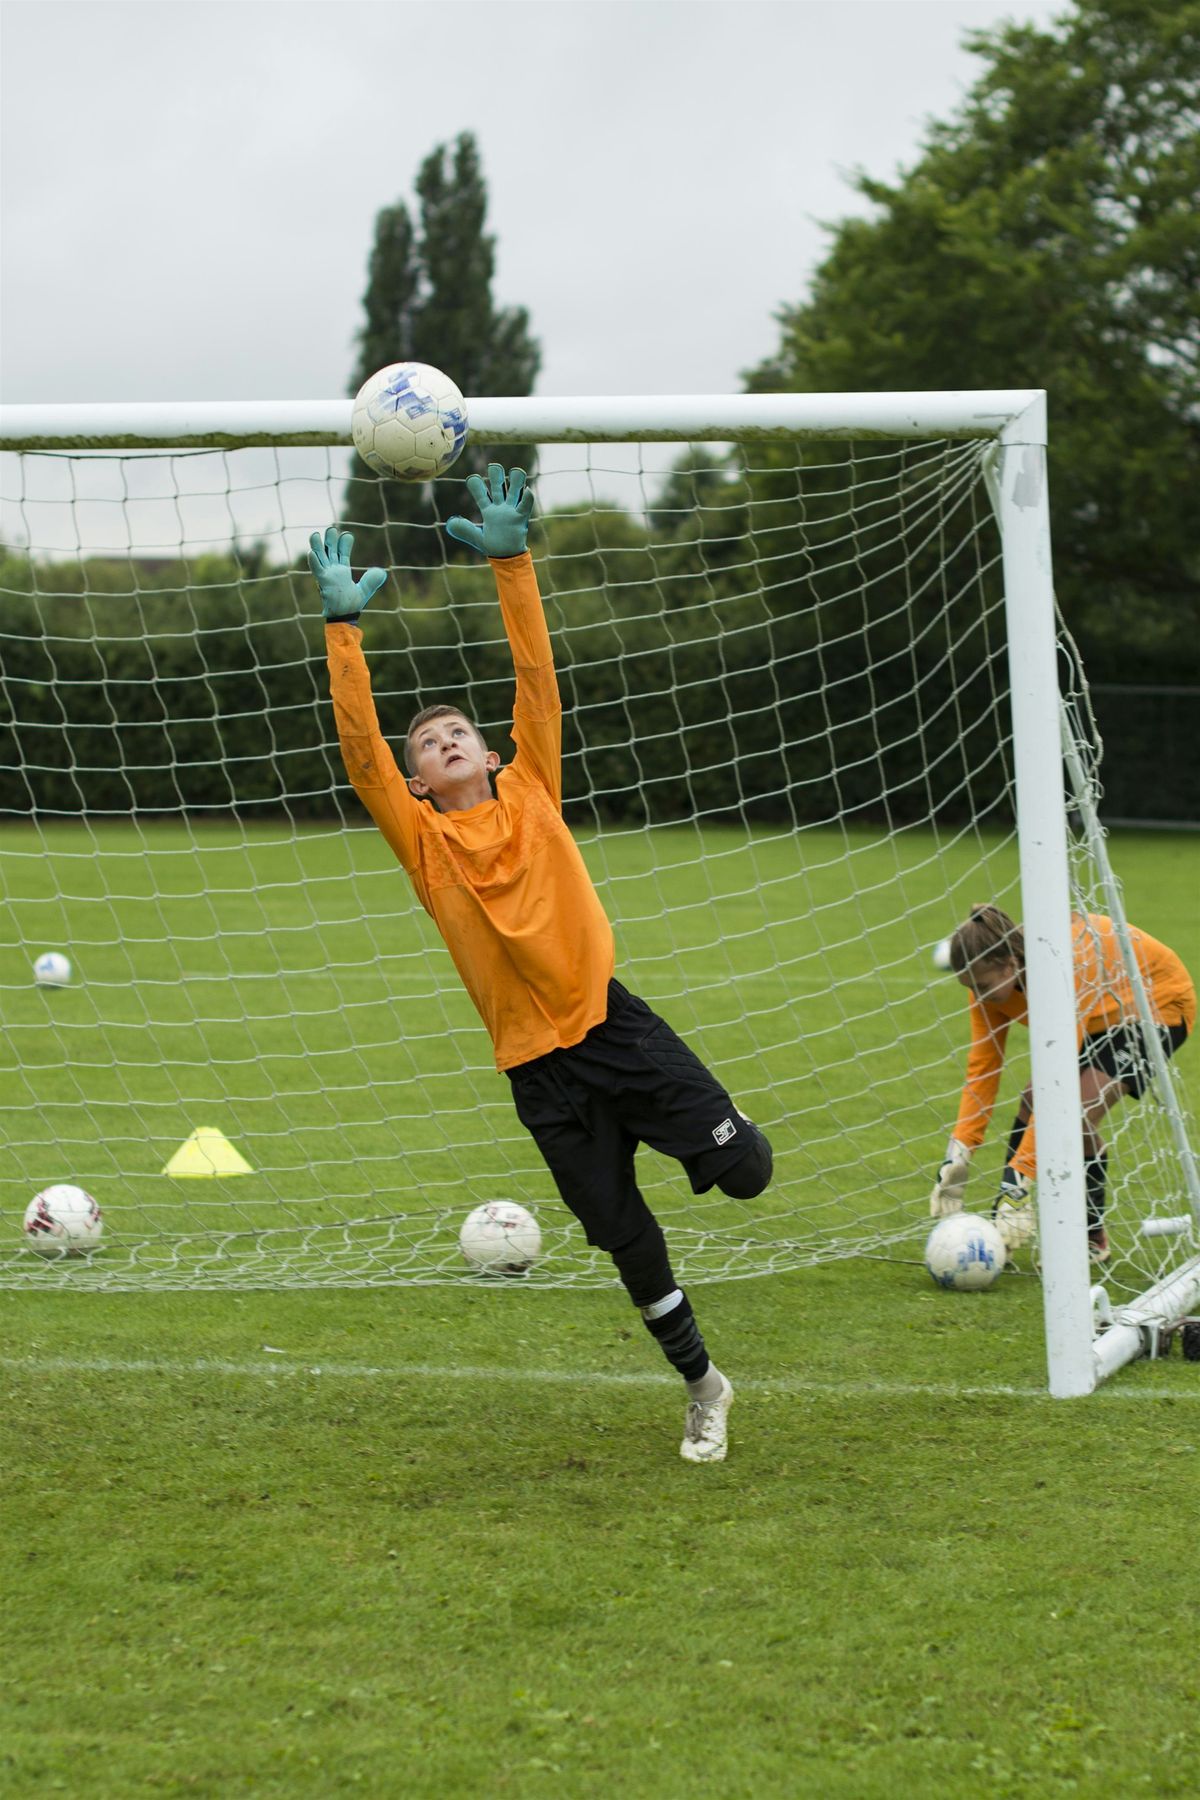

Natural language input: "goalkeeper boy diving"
[310,465,773,1464]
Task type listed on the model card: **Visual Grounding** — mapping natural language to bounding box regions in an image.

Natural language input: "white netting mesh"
[0,433,1194,1296]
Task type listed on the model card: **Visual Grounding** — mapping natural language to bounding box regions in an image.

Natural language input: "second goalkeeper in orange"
[930,903,1194,1262]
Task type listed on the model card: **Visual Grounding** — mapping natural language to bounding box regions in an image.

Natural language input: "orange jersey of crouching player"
[952,911,1195,1179]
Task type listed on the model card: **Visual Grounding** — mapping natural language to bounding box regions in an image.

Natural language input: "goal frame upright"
[2,386,1185,1395]
[984,424,1093,1397]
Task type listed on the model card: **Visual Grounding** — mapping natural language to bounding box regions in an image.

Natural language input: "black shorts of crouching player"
[1079,1019,1190,1099]
[506,980,773,1306]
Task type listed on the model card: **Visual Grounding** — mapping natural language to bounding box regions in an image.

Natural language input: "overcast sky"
[1,0,1070,554]
[2,0,1069,409]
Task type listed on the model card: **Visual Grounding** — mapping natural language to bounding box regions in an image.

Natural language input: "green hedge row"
[2,459,1194,828]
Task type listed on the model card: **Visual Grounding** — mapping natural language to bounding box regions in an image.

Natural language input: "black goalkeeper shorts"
[506,980,767,1254]
[1079,1019,1189,1099]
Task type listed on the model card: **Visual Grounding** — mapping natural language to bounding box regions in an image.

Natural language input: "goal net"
[1,396,1196,1385]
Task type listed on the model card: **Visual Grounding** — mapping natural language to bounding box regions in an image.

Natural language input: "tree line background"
[0,442,1026,833]
[2,0,1196,828]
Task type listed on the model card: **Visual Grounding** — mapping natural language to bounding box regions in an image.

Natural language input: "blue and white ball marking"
[34,951,72,988]
[351,361,468,482]
[932,937,954,971]
[925,1212,1007,1290]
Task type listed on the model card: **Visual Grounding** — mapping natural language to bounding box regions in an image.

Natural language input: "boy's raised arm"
[447,465,562,807]
[310,528,422,871]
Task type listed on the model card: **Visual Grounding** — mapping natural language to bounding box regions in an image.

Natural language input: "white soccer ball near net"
[458,1201,542,1276]
[24,1184,103,1259]
[34,951,72,987]
[351,362,468,482]
[924,1212,1006,1290]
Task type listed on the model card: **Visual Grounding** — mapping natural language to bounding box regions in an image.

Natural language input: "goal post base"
[1092,1254,1200,1383]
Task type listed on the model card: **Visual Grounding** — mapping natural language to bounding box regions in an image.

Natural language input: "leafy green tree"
[749,0,1200,684]
[344,134,540,572]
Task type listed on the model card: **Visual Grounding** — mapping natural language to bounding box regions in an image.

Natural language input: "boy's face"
[406,712,500,808]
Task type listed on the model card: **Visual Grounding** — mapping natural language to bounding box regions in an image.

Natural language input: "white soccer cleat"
[680,1373,734,1464]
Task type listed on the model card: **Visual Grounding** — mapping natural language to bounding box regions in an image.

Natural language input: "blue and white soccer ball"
[24,1184,103,1259]
[458,1201,541,1276]
[351,361,468,482]
[33,951,72,987]
[924,1212,1007,1290]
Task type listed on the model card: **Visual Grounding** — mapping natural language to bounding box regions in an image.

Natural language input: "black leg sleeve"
[608,1214,676,1310]
[641,1289,710,1384]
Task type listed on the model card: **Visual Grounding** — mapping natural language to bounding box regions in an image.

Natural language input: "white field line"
[1,1350,1198,1402]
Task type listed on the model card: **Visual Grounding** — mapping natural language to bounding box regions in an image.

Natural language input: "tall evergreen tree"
[343,134,540,571]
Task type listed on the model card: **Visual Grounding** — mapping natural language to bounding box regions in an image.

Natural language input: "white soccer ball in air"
[924,1212,1006,1291]
[458,1201,542,1276]
[34,951,72,987]
[931,937,954,971]
[23,1184,103,1259]
[351,361,468,482]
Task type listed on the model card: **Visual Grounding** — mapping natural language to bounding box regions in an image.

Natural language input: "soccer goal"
[1,391,1196,1397]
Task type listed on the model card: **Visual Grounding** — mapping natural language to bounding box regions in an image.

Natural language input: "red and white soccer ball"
[23,1184,103,1259]
[458,1201,541,1276]
[351,361,468,482]
[924,1212,1006,1290]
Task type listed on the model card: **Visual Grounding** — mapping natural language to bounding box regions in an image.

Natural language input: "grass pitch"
[3,1278,1199,1797]
[1,828,1198,1795]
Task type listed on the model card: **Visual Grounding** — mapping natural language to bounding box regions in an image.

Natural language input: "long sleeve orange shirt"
[952,912,1195,1178]
[325,552,615,1072]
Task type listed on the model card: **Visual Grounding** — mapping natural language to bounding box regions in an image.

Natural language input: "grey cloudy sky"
[2,0,1068,410]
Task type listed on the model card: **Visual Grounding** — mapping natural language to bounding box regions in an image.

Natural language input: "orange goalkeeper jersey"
[953,912,1195,1178]
[325,552,615,1072]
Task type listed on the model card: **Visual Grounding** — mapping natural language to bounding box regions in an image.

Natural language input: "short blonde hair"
[949,904,1025,979]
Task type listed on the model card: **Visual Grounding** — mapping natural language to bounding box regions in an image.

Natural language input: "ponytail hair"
[949,904,1025,980]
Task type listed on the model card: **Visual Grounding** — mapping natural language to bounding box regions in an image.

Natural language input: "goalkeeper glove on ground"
[446,464,534,558]
[308,528,387,621]
[992,1165,1036,1250]
[930,1138,973,1217]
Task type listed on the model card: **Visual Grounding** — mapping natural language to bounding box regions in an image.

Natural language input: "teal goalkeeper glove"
[445,464,534,558]
[307,528,387,621]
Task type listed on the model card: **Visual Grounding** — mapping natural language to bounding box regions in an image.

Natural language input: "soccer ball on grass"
[24,1184,103,1258]
[924,1212,1006,1290]
[458,1201,541,1276]
[351,362,468,482]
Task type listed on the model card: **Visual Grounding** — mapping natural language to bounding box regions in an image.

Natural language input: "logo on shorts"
[712,1117,738,1146]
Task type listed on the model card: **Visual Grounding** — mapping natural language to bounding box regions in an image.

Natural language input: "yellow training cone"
[163,1127,254,1178]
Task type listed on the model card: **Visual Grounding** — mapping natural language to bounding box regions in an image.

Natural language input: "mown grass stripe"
[3,1349,1198,1401]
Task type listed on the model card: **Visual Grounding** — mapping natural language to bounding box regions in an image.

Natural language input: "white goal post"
[1,389,1196,1399]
